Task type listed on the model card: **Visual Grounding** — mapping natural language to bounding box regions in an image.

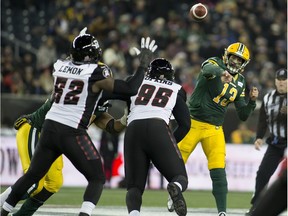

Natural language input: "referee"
[246,68,287,216]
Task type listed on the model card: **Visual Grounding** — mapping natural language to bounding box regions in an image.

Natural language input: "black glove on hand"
[139,49,154,68]
[14,114,31,130]
[134,37,158,67]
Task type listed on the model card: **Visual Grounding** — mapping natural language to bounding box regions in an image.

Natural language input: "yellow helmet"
[223,42,250,74]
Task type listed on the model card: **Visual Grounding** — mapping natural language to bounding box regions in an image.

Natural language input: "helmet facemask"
[226,54,249,74]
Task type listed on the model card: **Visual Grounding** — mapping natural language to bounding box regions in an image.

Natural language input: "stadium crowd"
[1,0,287,99]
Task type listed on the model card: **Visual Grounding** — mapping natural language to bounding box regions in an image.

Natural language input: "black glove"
[14,115,31,130]
[133,37,158,67]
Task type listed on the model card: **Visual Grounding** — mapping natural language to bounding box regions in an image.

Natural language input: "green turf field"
[2,187,287,216]
[1,187,252,209]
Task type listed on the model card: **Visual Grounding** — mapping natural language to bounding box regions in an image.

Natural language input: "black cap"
[276,68,287,80]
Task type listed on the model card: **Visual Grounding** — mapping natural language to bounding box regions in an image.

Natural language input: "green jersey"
[28,98,52,130]
[188,57,256,126]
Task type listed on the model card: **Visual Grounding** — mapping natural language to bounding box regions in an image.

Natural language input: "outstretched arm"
[94,112,127,134]
[93,37,158,95]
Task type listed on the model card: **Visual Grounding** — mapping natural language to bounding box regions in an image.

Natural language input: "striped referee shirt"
[256,89,287,147]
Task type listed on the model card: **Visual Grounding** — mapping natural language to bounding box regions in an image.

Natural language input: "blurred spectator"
[22,66,37,94]
[36,36,57,71]
[230,122,255,144]
[37,67,54,94]
[1,0,286,98]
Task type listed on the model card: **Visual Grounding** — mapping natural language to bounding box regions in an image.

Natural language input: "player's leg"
[246,145,285,215]
[61,132,105,216]
[251,167,287,216]
[124,121,150,216]
[0,188,11,208]
[12,155,64,216]
[201,124,227,215]
[149,120,188,216]
[167,119,201,212]
[177,119,201,163]
[0,123,43,208]
[1,128,61,216]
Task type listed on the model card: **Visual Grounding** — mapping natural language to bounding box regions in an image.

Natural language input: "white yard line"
[14,206,248,216]
[13,206,288,216]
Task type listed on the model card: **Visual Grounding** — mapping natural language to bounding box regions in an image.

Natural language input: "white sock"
[2,202,14,212]
[129,210,140,216]
[174,182,182,191]
[0,186,12,207]
[79,201,95,216]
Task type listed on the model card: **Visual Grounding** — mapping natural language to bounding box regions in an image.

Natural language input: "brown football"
[190,3,208,21]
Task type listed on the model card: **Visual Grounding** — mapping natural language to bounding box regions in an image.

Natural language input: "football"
[189,3,208,21]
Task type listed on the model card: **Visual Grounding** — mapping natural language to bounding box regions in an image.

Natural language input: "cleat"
[218,212,227,216]
[167,194,174,212]
[167,183,187,216]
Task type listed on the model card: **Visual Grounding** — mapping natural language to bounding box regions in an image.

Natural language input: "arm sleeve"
[201,59,225,79]
[113,66,146,95]
[172,88,191,143]
[30,98,53,121]
[234,98,256,121]
[255,102,267,139]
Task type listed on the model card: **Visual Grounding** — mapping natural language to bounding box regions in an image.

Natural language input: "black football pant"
[5,120,105,209]
[251,144,285,205]
[251,169,287,216]
[124,119,188,212]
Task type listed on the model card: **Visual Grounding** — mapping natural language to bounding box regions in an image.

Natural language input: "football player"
[1,29,157,216]
[0,95,127,216]
[167,42,259,216]
[111,58,191,216]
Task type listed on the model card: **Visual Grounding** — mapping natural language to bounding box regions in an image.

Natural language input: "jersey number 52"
[54,77,84,105]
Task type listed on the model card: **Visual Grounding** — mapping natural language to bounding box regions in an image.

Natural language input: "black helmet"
[148,58,174,81]
[71,34,102,64]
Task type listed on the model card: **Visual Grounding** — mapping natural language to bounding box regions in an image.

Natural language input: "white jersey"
[45,59,112,129]
[127,76,181,125]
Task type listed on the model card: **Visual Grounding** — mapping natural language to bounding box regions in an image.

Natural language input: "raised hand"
[133,37,158,55]
[137,37,158,67]
[249,86,259,101]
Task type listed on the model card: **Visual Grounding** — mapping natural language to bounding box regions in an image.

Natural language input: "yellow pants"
[16,123,63,196]
[178,119,226,170]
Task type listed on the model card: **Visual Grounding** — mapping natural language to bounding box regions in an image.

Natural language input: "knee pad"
[126,187,142,212]
[171,175,188,191]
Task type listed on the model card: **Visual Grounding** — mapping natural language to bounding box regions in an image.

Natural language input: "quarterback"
[168,42,259,216]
